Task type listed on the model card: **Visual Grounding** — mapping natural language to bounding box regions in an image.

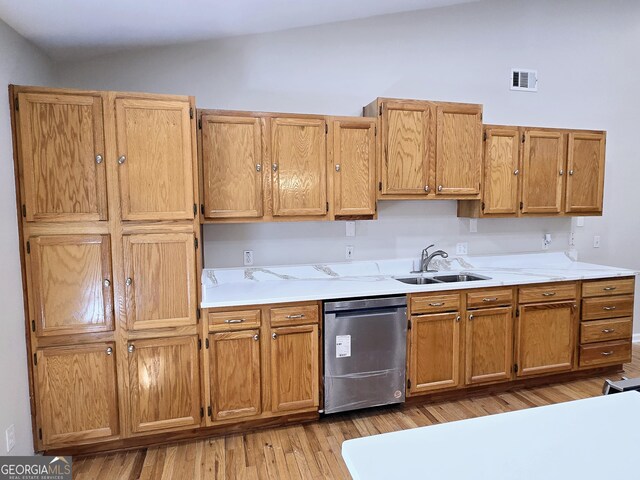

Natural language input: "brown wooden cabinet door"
[435,104,482,196]
[271,117,327,216]
[465,307,513,385]
[123,233,197,330]
[381,101,432,195]
[409,312,461,393]
[201,115,263,219]
[210,330,261,421]
[127,336,201,434]
[521,130,565,214]
[482,127,520,215]
[270,324,319,412]
[115,97,195,221]
[565,132,606,214]
[36,343,118,447]
[17,92,107,222]
[516,302,576,377]
[331,118,376,216]
[29,235,113,337]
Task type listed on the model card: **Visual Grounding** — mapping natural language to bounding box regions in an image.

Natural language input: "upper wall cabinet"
[17,92,108,222]
[521,130,565,215]
[363,98,482,200]
[565,132,606,214]
[115,96,195,221]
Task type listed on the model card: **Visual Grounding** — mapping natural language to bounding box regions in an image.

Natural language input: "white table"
[342,391,640,480]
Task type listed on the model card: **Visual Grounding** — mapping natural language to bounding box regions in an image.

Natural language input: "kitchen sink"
[394,277,442,285]
[433,273,490,283]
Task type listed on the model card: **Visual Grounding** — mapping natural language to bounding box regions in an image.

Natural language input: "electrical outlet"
[243,250,254,266]
[5,424,15,452]
[345,221,356,237]
[345,245,354,260]
[456,243,468,255]
[593,236,601,248]
[569,232,575,247]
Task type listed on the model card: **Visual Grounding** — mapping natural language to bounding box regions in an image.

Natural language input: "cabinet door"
[36,343,118,447]
[565,132,606,214]
[123,233,197,330]
[381,101,432,195]
[270,324,319,412]
[17,92,107,222]
[521,131,565,214]
[271,117,326,216]
[435,104,482,196]
[210,330,261,421]
[465,307,513,385]
[201,115,263,219]
[115,97,194,220]
[482,127,520,215]
[409,312,461,393]
[29,235,113,337]
[128,336,200,434]
[331,118,376,216]
[516,302,576,377]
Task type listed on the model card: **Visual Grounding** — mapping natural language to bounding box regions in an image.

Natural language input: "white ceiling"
[0,0,479,61]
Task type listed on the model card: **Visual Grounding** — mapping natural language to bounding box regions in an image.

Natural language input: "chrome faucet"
[420,244,449,272]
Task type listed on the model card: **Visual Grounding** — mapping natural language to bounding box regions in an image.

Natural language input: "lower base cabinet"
[127,335,201,434]
[36,343,119,447]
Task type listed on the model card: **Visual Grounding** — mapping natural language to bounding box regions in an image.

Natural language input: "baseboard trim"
[633,333,640,343]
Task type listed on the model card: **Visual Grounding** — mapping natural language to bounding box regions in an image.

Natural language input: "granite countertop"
[200,252,637,308]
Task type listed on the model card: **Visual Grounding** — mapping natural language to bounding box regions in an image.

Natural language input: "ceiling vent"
[511,69,538,92]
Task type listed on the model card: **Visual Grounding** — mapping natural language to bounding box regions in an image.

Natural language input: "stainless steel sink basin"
[394,277,442,285]
[433,273,490,283]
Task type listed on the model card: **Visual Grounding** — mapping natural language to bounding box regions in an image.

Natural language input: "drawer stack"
[579,277,635,367]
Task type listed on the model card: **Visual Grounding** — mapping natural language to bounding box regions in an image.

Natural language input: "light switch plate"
[593,236,601,248]
[243,250,254,266]
[345,245,354,260]
[5,424,15,452]
[469,219,478,233]
[346,221,356,237]
[576,217,585,227]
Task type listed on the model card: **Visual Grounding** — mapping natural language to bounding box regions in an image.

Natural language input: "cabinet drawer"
[466,289,513,309]
[208,309,261,330]
[580,317,632,344]
[582,277,635,298]
[582,295,634,321]
[518,283,577,304]
[579,340,631,367]
[411,293,460,314]
[270,304,319,327]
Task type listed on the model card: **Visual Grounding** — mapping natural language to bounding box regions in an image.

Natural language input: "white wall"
[54,0,640,332]
[0,20,54,455]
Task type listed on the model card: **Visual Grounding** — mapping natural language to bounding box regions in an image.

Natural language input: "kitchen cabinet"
[16,91,108,222]
[521,130,565,214]
[115,96,195,221]
[271,117,327,217]
[35,343,119,447]
[28,234,113,337]
[122,233,197,330]
[329,117,377,217]
[479,126,521,215]
[200,115,264,219]
[565,132,606,214]
[209,329,262,421]
[127,335,201,434]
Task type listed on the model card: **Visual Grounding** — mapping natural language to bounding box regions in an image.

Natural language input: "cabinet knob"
[127,344,135,353]
[469,314,474,321]
[103,279,111,288]
[437,185,443,192]
[106,347,113,355]
[424,185,430,192]
[118,155,126,165]
[256,164,262,172]
[456,315,461,322]
[335,164,341,172]
[125,277,133,286]
[253,334,259,341]
[559,169,564,176]
[569,169,574,175]
[272,333,278,340]
[513,169,519,176]
[95,154,103,164]
[272,163,278,172]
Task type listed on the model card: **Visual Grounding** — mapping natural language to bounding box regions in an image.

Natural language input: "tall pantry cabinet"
[11,86,202,450]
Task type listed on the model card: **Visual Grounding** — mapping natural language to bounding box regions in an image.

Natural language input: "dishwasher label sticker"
[336,335,351,358]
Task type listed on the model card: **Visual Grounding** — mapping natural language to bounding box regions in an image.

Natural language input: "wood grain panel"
[210,330,261,421]
[18,92,107,222]
[519,283,577,304]
[435,104,483,196]
[201,115,263,219]
[271,117,326,216]
[270,324,319,412]
[580,317,632,344]
[29,235,113,336]
[466,288,513,308]
[565,132,605,214]
[331,118,376,215]
[465,307,513,385]
[581,295,634,321]
[579,340,631,367]
[582,277,635,298]
[269,304,319,327]
[410,293,460,314]
[36,343,118,447]
[115,97,194,220]
[208,309,261,331]
[123,233,197,330]
[481,127,520,214]
[521,130,565,214]
[128,336,201,434]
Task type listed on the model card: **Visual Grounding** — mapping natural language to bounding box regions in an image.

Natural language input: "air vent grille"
[511,69,538,92]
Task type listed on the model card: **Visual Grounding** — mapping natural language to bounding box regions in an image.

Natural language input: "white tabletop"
[341,392,640,480]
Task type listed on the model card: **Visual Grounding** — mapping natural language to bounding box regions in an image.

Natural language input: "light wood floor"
[73,344,640,480]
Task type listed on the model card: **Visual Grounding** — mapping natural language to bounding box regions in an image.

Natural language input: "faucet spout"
[420,246,449,273]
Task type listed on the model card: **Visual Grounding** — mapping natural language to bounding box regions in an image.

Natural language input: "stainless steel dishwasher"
[323,296,407,414]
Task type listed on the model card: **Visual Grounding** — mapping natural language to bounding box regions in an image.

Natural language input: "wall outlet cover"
[243,250,254,266]
[456,243,468,255]
[593,236,601,248]
[5,424,15,452]
[345,245,354,260]
[345,221,356,237]
[469,219,478,233]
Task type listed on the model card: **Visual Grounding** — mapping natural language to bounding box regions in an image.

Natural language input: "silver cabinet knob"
[125,277,132,286]
[469,314,474,321]
[514,169,519,176]
[559,169,564,176]
[569,169,574,175]
[424,185,430,192]
[253,334,259,341]
[95,154,103,164]
[456,315,461,322]
[118,155,126,165]
[272,333,277,340]
[438,185,443,192]
[103,279,111,288]
[272,163,278,172]
[255,164,262,172]
[335,164,341,172]
[127,344,135,353]
[106,347,113,355]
